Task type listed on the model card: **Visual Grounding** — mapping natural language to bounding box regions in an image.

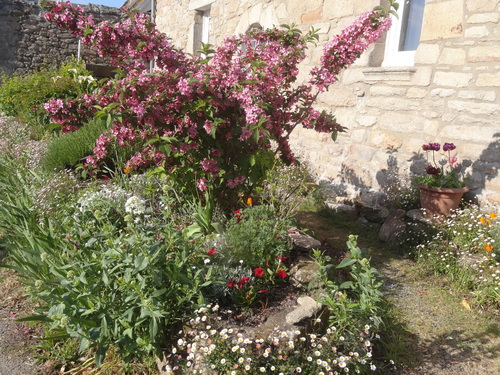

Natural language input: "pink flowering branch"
[40,0,395,200]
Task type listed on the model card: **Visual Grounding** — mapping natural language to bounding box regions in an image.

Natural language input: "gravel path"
[0,309,38,375]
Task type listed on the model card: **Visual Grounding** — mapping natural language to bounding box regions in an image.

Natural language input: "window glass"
[382,0,426,67]
[399,0,425,52]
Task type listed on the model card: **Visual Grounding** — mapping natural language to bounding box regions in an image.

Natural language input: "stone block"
[421,0,464,41]
[356,115,377,127]
[441,125,500,143]
[458,90,496,101]
[468,46,500,62]
[323,0,354,18]
[485,175,500,192]
[467,13,500,23]
[370,131,403,150]
[476,72,500,86]
[465,26,490,38]
[379,112,424,133]
[369,86,407,97]
[366,97,420,111]
[415,44,440,64]
[448,100,500,115]
[438,48,467,65]
[407,87,428,98]
[466,0,498,12]
[430,88,456,97]
[433,71,473,87]
[301,6,322,23]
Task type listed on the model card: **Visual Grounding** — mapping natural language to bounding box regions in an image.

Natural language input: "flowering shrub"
[40,0,394,202]
[0,58,94,137]
[414,142,467,189]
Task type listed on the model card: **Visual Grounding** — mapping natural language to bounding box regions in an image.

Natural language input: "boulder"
[379,209,406,243]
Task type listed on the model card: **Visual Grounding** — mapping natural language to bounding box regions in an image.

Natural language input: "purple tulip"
[443,142,456,151]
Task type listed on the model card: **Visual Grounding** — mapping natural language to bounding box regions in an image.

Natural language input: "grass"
[294,204,500,374]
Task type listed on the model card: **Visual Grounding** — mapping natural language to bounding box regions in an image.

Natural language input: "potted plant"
[414,142,469,216]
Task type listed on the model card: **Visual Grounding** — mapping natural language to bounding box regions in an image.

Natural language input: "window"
[193,7,211,56]
[382,0,425,67]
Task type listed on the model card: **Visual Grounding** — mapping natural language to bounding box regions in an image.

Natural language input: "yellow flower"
[479,217,486,224]
[246,197,253,205]
[485,244,493,252]
[489,213,498,220]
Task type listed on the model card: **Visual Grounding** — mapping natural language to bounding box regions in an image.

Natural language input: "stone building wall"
[0,0,122,76]
[157,0,500,206]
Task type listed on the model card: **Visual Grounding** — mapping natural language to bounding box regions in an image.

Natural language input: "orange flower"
[485,244,493,252]
[246,197,253,205]
[123,166,131,174]
[487,220,491,226]
[479,217,486,224]
[489,213,498,220]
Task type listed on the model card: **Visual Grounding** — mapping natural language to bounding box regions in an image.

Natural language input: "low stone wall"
[0,0,122,76]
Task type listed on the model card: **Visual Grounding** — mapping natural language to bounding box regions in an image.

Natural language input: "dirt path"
[296,211,500,375]
[0,269,39,375]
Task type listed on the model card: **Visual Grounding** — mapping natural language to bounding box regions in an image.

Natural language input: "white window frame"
[201,8,211,46]
[382,0,425,67]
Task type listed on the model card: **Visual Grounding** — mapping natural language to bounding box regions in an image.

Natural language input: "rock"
[379,209,406,243]
[238,296,322,341]
[359,205,390,223]
[289,256,321,288]
[286,296,322,325]
[406,208,433,224]
[289,231,322,253]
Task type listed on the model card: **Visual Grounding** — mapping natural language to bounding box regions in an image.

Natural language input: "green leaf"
[79,338,90,353]
[339,281,354,289]
[16,315,53,323]
[336,257,357,269]
[134,255,149,272]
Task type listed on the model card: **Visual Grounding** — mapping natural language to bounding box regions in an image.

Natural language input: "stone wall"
[0,0,122,76]
[158,0,500,206]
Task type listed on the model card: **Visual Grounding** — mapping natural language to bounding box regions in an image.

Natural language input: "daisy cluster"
[166,304,381,374]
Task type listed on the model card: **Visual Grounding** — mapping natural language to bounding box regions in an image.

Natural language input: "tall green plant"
[0,159,213,366]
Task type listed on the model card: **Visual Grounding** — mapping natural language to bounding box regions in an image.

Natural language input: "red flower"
[238,276,250,287]
[227,279,236,288]
[257,289,268,294]
[276,270,287,279]
[234,210,243,222]
[425,165,440,176]
[253,267,265,278]
[207,248,216,256]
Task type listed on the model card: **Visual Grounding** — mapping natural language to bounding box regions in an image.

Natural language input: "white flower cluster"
[76,186,130,214]
[125,195,146,215]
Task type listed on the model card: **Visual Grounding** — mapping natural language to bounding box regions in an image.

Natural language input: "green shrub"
[0,160,213,366]
[42,116,110,171]
[0,59,94,138]
[218,205,292,269]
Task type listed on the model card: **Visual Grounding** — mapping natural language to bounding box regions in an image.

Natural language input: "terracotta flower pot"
[419,185,469,217]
